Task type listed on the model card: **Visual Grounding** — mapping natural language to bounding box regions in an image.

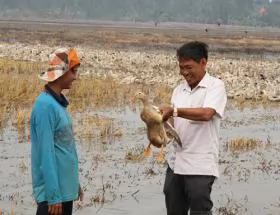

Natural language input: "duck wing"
[164,121,182,147]
[141,105,162,124]
[152,105,182,147]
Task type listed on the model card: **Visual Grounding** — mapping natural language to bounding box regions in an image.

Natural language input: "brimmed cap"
[39,47,80,82]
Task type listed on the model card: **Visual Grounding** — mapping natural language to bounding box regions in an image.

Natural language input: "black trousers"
[163,166,215,215]
[36,201,73,215]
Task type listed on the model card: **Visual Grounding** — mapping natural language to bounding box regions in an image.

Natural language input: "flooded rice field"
[0,101,280,215]
[1,19,280,215]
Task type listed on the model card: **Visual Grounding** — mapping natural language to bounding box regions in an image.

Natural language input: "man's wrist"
[173,107,178,117]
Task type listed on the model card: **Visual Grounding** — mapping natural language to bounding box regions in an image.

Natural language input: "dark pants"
[36,201,73,215]
[163,166,215,215]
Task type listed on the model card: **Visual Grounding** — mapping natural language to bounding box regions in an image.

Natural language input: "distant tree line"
[0,0,279,26]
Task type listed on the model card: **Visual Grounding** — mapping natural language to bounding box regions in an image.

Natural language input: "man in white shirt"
[161,41,227,215]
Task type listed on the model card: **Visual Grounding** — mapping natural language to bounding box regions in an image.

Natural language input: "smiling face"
[179,58,207,89]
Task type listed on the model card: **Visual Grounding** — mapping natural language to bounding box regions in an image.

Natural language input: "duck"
[134,91,182,163]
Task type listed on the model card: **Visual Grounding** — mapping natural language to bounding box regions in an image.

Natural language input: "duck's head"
[134,91,148,102]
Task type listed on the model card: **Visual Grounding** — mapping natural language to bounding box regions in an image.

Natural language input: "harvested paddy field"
[0,20,279,215]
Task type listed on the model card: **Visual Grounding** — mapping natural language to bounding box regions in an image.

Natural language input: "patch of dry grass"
[0,59,43,112]
[216,195,249,215]
[0,196,17,215]
[228,96,271,112]
[90,193,105,205]
[0,106,9,130]
[0,58,173,139]
[12,109,30,128]
[225,137,272,153]
[0,58,45,74]
[152,85,173,106]
[76,115,114,140]
[18,159,28,173]
[68,77,173,112]
[125,146,145,162]
[112,129,123,137]
[10,108,31,143]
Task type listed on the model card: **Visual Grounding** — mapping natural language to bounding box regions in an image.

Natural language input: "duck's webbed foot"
[156,145,165,163]
[143,143,152,157]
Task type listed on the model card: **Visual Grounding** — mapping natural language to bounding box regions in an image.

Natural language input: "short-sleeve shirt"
[166,72,227,178]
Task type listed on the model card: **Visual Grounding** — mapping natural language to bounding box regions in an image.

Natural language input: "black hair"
[176,41,209,63]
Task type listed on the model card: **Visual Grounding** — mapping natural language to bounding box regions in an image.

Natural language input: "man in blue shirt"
[30,47,84,215]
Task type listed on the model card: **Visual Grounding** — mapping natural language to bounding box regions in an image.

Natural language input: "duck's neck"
[141,98,149,106]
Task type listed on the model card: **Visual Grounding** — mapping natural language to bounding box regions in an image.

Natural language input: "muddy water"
[0,103,280,215]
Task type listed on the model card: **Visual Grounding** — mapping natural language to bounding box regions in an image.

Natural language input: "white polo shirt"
[166,72,227,178]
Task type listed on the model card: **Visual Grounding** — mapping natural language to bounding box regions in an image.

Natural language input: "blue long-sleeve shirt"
[30,91,79,204]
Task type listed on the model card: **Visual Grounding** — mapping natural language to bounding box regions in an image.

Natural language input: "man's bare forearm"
[161,106,216,121]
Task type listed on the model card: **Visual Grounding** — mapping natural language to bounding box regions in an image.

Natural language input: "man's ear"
[200,58,207,66]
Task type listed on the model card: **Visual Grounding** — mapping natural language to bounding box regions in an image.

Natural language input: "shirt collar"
[44,84,69,107]
[183,72,210,92]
